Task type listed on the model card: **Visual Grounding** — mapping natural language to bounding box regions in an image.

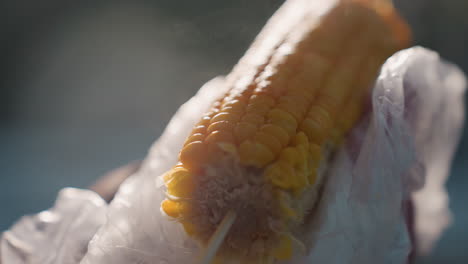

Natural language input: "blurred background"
[0,0,466,263]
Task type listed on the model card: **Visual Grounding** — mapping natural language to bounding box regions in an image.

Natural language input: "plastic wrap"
[1,188,107,264]
[1,47,465,264]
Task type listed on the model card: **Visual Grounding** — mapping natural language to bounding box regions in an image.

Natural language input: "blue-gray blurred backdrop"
[1,0,467,263]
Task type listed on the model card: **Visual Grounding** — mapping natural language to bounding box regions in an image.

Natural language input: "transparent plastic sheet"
[1,47,465,264]
[403,49,466,254]
[0,188,107,264]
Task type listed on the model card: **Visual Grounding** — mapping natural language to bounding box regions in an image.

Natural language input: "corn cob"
[161,0,411,262]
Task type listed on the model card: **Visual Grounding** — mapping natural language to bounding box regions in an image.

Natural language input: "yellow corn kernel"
[314,95,341,119]
[303,108,334,142]
[191,125,207,135]
[293,132,309,146]
[253,82,283,98]
[309,143,322,165]
[239,140,275,168]
[205,129,235,144]
[234,122,257,142]
[211,112,241,124]
[184,133,205,146]
[277,102,304,121]
[300,53,333,84]
[300,118,330,144]
[179,141,208,171]
[196,116,212,127]
[206,121,234,134]
[267,109,298,136]
[275,147,308,191]
[162,166,183,183]
[279,147,301,165]
[205,109,220,118]
[309,104,333,124]
[260,124,290,147]
[249,94,276,107]
[256,68,290,97]
[223,99,247,112]
[319,71,357,104]
[218,142,238,156]
[221,106,244,115]
[205,131,235,160]
[296,145,309,168]
[275,190,298,222]
[161,200,192,218]
[255,131,282,156]
[285,76,316,102]
[242,113,265,126]
[246,102,271,116]
[279,95,309,112]
[166,168,194,198]
[287,87,315,103]
[265,161,295,189]
[161,200,179,218]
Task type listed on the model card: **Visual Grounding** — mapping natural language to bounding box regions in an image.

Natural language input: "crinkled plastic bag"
[1,47,465,264]
[1,188,107,264]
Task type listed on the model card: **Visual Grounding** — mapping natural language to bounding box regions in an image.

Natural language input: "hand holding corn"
[160,0,411,262]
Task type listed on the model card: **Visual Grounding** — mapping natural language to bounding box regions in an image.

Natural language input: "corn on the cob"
[160,0,410,262]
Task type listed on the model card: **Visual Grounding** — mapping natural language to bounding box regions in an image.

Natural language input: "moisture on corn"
[160,0,411,262]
